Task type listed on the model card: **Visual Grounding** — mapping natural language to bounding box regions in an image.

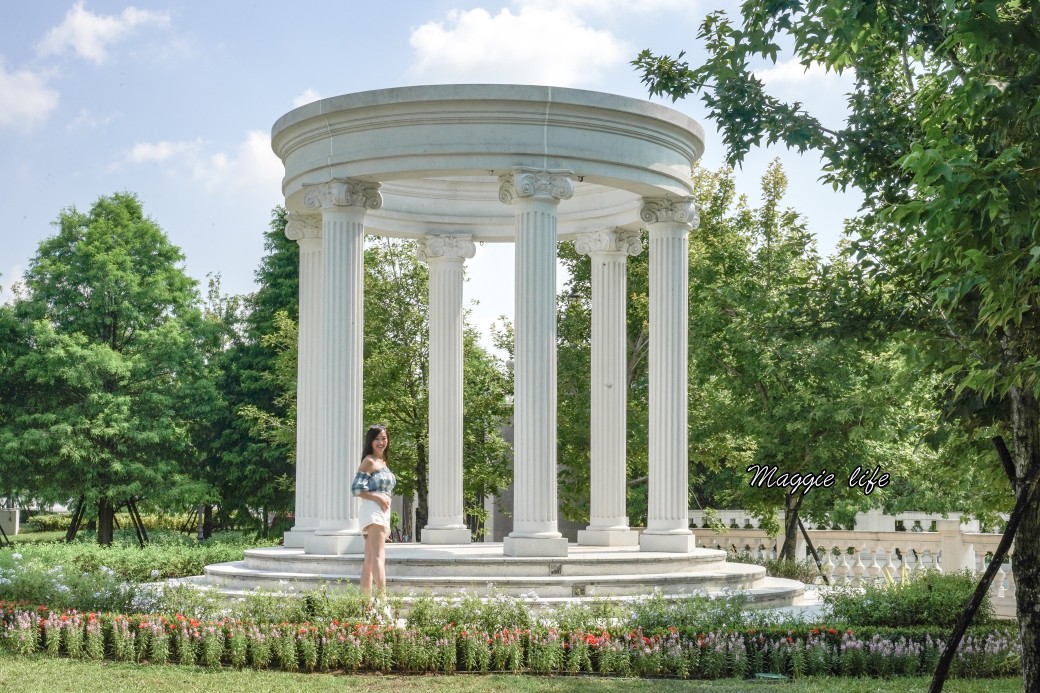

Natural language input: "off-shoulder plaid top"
[351,466,396,497]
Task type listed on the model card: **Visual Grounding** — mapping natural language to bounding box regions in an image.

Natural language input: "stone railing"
[690,510,1015,618]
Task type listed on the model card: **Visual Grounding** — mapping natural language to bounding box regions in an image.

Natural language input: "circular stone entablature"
[271,84,705,242]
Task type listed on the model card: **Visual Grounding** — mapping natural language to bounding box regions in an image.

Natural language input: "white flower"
[11,553,21,560]
[150,569,161,578]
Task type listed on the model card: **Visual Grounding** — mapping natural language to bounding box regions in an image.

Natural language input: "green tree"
[2,193,213,544]
[557,163,917,555]
[634,2,1040,685]
[240,234,513,541]
[213,208,298,534]
[684,164,916,556]
[362,238,512,539]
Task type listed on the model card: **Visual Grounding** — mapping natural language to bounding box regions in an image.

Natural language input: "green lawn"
[0,651,1024,693]
[7,529,66,544]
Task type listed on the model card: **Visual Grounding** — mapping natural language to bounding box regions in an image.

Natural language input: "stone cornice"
[498,168,574,205]
[574,228,642,257]
[303,178,382,211]
[284,212,322,241]
[640,197,699,228]
[417,235,477,263]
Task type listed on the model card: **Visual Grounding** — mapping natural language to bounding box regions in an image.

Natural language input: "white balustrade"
[686,516,1016,615]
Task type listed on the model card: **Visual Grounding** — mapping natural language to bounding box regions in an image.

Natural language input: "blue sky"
[1,1,860,342]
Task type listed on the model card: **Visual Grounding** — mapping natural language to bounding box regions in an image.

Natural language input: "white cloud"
[0,265,26,304]
[111,130,282,201]
[409,7,629,87]
[66,107,121,131]
[0,60,60,132]
[36,1,171,64]
[191,130,282,196]
[293,88,321,108]
[755,58,849,87]
[516,0,695,18]
[126,138,202,164]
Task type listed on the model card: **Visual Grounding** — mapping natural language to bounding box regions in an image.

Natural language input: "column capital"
[284,212,322,241]
[498,168,574,205]
[574,228,642,257]
[303,178,382,211]
[417,235,477,264]
[640,197,699,228]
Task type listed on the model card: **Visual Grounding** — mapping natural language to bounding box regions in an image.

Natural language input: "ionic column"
[302,178,382,556]
[575,228,641,547]
[283,212,322,549]
[419,234,476,545]
[639,197,698,553]
[499,168,573,557]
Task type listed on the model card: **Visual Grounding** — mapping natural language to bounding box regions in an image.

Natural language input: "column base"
[282,528,317,548]
[577,528,639,547]
[503,535,569,557]
[639,532,696,553]
[421,527,472,544]
[304,532,365,555]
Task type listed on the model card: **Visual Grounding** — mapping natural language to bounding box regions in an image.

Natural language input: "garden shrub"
[824,569,992,627]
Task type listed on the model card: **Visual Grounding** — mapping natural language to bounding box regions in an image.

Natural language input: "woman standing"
[351,423,396,595]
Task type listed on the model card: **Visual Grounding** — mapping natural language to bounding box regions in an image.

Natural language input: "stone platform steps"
[202,544,804,605]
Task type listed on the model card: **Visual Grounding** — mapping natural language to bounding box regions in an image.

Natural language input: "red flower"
[176,614,186,622]
[828,628,838,636]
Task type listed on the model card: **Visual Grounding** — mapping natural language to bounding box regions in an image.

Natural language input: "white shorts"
[359,497,391,534]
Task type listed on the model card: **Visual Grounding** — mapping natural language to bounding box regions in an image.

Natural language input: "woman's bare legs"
[360,524,388,596]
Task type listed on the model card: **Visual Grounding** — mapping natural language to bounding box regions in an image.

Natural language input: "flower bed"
[0,600,1021,679]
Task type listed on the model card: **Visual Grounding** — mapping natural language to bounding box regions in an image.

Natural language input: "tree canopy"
[0,193,214,544]
[634,2,1040,687]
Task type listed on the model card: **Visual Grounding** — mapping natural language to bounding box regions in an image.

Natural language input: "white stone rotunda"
[204,85,802,604]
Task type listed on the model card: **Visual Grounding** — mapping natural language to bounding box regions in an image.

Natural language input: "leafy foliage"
[634,2,1040,684]
[0,193,214,543]
[824,570,993,628]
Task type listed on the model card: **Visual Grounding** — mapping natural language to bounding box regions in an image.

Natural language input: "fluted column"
[499,168,573,557]
[419,234,476,545]
[283,212,323,548]
[575,228,641,547]
[640,197,698,553]
[303,178,382,556]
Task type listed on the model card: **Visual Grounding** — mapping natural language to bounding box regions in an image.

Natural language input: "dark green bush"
[824,569,992,627]
[26,512,197,533]
[25,513,72,532]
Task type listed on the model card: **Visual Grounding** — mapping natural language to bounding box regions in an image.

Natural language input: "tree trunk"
[779,491,803,561]
[415,441,428,542]
[401,495,414,542]
[1010,385,1040,691]
[203,504,213,539]
[97,497,115,546]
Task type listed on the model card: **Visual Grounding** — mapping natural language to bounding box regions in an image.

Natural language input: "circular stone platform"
[204,543,803,607]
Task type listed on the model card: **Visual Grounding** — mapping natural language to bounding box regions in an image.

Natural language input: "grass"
[0,651,1024,693]
[7,529,66,544]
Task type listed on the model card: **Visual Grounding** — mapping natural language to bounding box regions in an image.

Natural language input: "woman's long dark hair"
[362,423,388,461]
